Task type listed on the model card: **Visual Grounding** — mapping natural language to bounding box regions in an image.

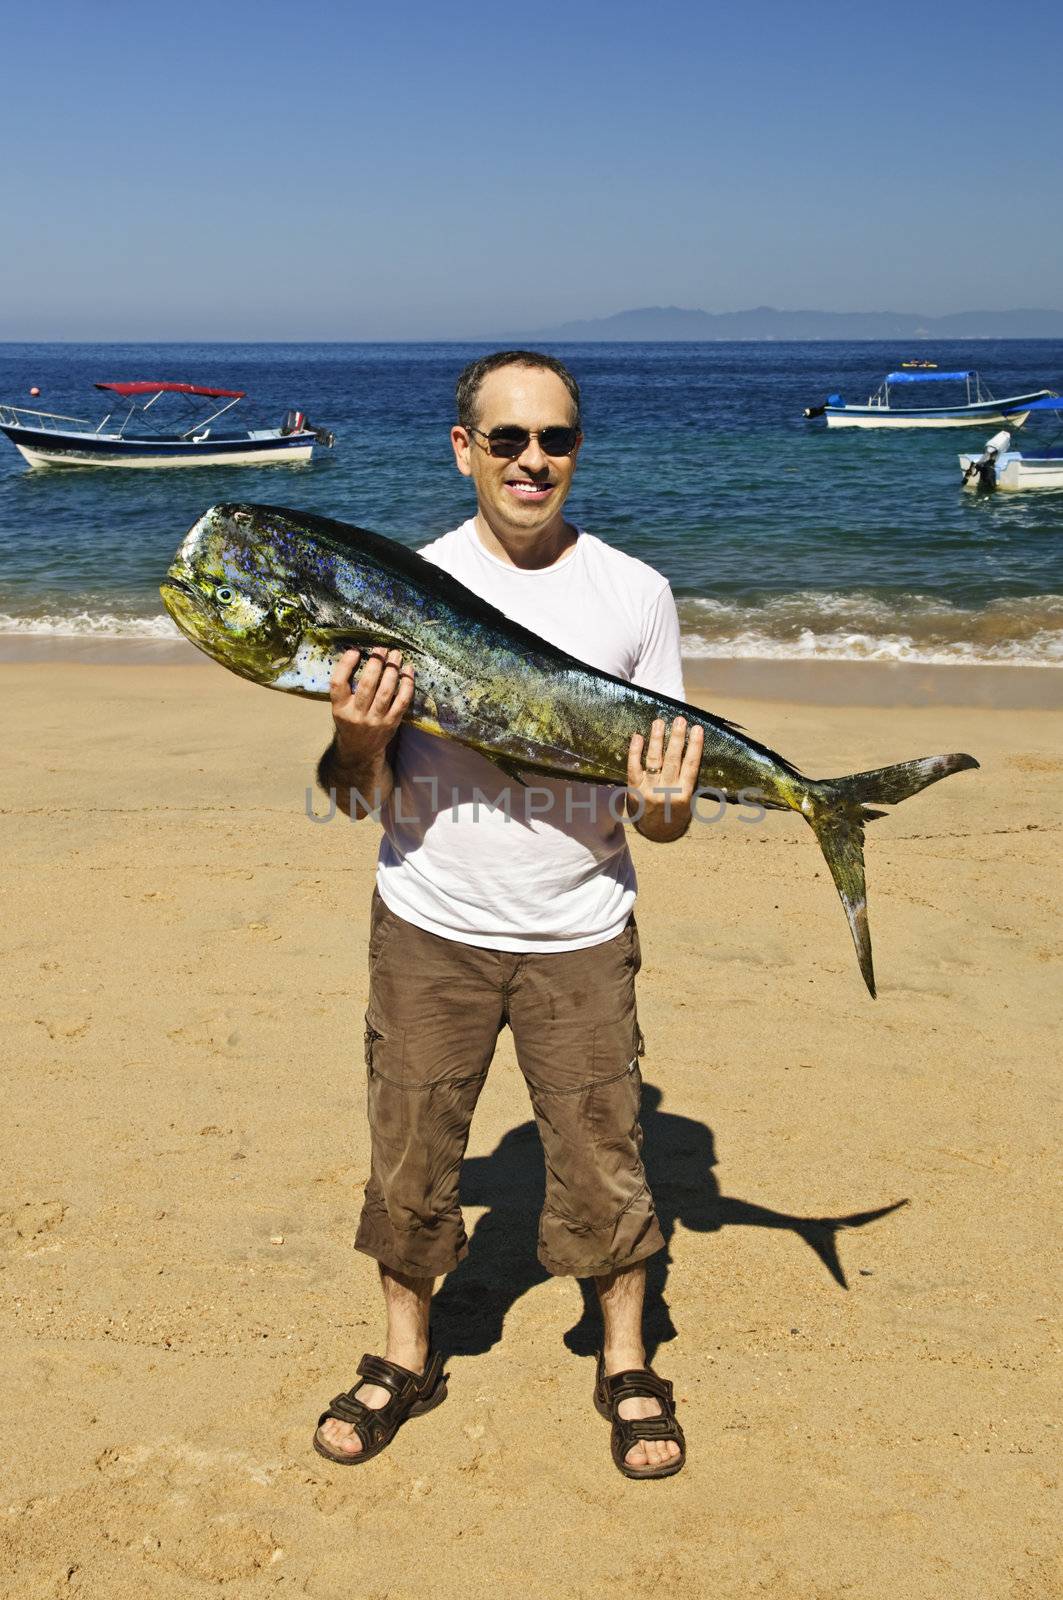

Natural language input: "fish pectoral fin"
[480,750,626,788]
[485,755,529,787]
[315,627,421,657]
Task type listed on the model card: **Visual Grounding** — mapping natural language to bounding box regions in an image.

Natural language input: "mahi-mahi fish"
[160,503,978,997]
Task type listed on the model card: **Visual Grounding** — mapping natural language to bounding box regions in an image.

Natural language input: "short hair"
[455,350,581,430]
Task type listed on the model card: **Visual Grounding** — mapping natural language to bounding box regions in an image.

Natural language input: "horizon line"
[4,334,1063,346]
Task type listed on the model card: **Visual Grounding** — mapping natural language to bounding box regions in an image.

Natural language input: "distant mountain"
[519,305,1063,341]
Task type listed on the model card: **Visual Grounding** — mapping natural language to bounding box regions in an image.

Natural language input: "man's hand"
[626,717,704,842]
[317,648,415,819]
[330,647,415,758]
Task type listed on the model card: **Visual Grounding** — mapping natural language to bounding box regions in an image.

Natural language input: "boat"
[959,399,1063,491]
[0,381,335,468]
[900,359,938,369]
[803,370,1054,429]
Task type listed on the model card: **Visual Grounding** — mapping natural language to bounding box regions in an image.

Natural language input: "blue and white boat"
[0,381,335,468]
[804,370,1054,429]
[960,398,1063,492]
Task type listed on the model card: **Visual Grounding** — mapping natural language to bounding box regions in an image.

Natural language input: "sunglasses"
[468,424,581,459]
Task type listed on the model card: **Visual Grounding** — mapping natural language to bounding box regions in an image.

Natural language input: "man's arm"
[316,647,415,820]
[625,584,701,842]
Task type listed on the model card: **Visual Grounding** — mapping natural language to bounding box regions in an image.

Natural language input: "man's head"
[451,351,583,542]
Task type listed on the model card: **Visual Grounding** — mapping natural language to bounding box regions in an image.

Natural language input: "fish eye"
[216,587,234,605]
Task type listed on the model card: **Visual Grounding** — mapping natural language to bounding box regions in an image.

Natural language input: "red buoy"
[29,386,40,397]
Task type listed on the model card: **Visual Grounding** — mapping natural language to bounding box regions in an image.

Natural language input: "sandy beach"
[1,652,1059,1600]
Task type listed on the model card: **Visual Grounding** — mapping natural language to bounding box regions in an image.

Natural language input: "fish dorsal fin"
[218,502,547,639]
[218,502,591,658]
[220,502,433,583]
[214,504,757,751]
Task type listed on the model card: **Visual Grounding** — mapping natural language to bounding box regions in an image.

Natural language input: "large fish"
[161,503,978,997]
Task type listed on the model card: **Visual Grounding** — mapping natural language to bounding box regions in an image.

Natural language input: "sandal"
[593,1352,686,1480]
[313,1350,447,1465]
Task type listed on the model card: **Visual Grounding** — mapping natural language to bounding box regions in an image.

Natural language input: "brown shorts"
[354,891,665,1280]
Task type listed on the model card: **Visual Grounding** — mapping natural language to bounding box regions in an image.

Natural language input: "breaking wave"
[0,610,182,639]
[676,591,1063,666]
[0,592,1061,667]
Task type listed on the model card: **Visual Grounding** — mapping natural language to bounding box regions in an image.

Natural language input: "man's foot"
[314,1344,436,1461]
[316,1380,390,1458]
[596,1349,685,1477]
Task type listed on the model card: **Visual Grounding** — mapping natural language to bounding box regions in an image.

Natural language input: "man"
[312,351,703,1479]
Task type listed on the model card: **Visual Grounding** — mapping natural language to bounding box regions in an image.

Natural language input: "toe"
[611,1381,682,1473]
[319,1418,363,1456]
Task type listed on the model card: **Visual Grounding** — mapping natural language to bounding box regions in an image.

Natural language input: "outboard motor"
[963,429,1010,491]
[803,392,843,419]
[280,410,335,448]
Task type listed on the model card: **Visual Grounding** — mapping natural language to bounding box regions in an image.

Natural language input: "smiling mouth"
[504,479,553,498]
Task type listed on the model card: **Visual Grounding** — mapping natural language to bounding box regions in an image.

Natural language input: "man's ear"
[450,425,474,478]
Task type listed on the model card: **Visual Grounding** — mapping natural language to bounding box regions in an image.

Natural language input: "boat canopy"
[1009,395,1063,412]
[95,381,246,399]
[884,371,972,384]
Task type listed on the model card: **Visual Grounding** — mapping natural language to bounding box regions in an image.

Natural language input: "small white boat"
[960,400,1063,491]
[804,369,1054,429]
[0,381,335,469]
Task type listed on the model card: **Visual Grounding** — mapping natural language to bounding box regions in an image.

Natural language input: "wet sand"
[1,658,1059,1599]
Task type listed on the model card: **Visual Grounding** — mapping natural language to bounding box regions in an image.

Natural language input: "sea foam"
[2,594,1062,665]
[677,592,1063,666]
[0,610,183,639]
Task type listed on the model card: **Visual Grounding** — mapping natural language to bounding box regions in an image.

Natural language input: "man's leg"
[315,895,502,1458]
[596,1262,681,1472]
[506,920,680,1473]
[317,1264,434,1459]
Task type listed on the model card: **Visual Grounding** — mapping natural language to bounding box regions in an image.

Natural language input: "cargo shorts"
[354,890,665,1279]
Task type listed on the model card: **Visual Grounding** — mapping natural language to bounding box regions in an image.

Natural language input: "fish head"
[160,504,312,689]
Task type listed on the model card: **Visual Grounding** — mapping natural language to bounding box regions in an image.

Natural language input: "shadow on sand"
[430,1082,907,1364]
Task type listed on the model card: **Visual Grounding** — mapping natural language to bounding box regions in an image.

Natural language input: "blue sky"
[2,0,1061,338]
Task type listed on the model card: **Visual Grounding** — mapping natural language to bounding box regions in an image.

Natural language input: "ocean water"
[1,340,1062,665]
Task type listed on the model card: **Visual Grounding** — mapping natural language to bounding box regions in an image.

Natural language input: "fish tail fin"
[829,752,979,809]
[804,752,979,998]
[804,804,877,997]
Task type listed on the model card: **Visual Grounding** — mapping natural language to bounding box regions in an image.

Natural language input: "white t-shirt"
[376,518,686,952]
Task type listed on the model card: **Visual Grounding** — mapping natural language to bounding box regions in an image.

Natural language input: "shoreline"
[1,633,1060,708]
[683,655,1063,708]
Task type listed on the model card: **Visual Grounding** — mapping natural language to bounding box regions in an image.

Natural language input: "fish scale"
[161,502,979,997]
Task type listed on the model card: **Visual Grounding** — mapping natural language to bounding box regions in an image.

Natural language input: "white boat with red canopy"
[0,381,335,468]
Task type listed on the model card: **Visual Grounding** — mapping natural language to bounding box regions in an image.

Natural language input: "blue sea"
[1,340,1062,665]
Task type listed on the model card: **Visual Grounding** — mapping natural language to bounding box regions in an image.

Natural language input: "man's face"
[450,365,582,538]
